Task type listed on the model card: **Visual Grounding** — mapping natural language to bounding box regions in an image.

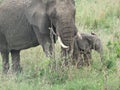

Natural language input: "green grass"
[0,0,120,90]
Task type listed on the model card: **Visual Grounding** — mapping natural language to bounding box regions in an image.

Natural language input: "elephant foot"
[75,61,83,69]
[11,50,22,74]
[84,60,90,66]
[62,60,68,67]
[2,62,9,74]
[12,65,22,74]
[2,66,9,74]
[1,51,9,74]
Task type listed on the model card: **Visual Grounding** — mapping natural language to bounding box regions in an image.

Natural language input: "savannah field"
[0,0,120,90]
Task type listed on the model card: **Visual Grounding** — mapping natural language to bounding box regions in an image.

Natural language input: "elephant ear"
[25,1,50,34]
[83,34,94,45]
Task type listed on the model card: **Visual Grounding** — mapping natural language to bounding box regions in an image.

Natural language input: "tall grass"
[0,0,120,90]
[75,0,120,29]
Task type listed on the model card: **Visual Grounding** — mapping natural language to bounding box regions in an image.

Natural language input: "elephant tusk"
[58,36,69,49]
[77,32,82,39]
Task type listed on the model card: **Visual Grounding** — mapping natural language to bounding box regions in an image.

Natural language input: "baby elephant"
[72,32,103,67]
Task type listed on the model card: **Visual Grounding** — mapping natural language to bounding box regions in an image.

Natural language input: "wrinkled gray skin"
[0,0,78,73]
[73,33,103,67]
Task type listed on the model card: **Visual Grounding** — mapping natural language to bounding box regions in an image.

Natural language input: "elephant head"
[47,0,81,55]
[90,33,103,56]
[89,32,103,64]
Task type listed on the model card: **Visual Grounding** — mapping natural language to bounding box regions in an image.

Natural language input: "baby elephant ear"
[91,32,96,35]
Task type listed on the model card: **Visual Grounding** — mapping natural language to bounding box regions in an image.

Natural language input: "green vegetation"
[0,0,120,90]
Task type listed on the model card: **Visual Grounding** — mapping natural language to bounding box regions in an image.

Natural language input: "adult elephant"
[0,0,81,73]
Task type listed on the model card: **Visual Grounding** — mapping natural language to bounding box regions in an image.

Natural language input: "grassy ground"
[0,0,120,90]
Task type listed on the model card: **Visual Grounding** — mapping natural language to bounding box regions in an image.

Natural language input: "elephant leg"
[72,50,77,65]
[49,43,55,57]
[77,53,84,68]
[41,42,52,57]
[33,28,51,57]
[1,51,9,74]
[11,50,22,73]
[84,54,89,66]
[83,52,91,66]
[72,53,84,68]
[61,47,69,66]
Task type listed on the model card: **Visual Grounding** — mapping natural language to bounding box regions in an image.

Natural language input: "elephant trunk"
[57,20,77,48]
[59,26,75,50]
[58,36,69,49]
